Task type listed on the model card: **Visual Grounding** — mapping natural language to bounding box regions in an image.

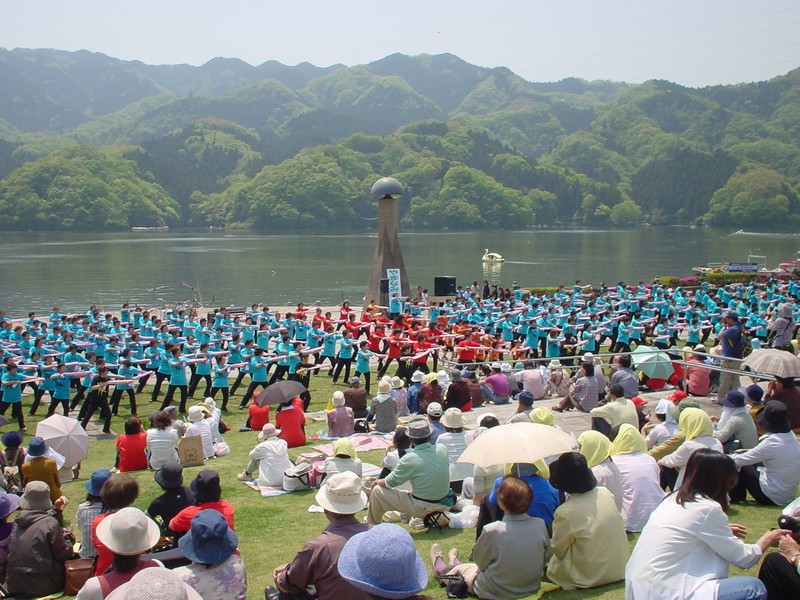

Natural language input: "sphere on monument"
[371,177,404,198]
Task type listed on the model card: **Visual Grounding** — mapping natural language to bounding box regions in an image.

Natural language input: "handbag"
[64,556,96,595]
[282,462,313,492]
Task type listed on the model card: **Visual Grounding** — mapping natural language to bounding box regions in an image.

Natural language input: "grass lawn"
[26,373,783,600]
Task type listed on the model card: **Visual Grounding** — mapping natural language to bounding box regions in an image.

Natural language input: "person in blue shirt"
[331,331,356,385]
[230,339,255,397]
[320,327,341,373]
[240,347,271,408]
[187,343,212,399]
[48,362,82,417]
[0,363,34,430]
[111,358,141,416]
[286,342,303,381]
[151,342,175,404]
[161,347,189,413]
[70,352,97,414]
[29,354,57,416]
[268,335,294,385]
[209,354,231,410]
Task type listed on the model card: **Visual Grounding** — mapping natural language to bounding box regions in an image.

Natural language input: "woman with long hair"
[626,449,789,600]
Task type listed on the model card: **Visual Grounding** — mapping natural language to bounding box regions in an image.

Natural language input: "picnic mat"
[242,462,382,497]
[312,433,393,456]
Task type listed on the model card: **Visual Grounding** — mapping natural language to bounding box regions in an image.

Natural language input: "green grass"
[22,373,782,600]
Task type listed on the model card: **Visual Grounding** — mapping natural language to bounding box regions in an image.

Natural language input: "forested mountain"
[0,47,799,230]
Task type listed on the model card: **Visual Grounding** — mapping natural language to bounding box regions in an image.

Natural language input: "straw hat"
[441,408,464,429]
[391,376,405,390]
[106,567,202,600]
[96,507,160,556]
[315,472,368,514]
[377,379,392,395]
[500,362,511,373]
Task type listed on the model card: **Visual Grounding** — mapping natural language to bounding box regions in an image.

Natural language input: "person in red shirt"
[275,397,307,448]
[456,333,481,364]
[115,417,148,472]
[410,333,434,378]
[378,329,406,378]
[169,470,235,533]
[247,401,271,431]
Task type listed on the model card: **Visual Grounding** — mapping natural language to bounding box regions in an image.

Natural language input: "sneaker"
[408,516,425,530]
[448,548,459,564]
[236,472,251,481]
[429,543,443,570]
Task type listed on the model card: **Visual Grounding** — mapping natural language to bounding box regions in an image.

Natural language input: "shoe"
[552,405,564,413]
[429,543,443,569]
[236,471,251,481]
[448,548,459,565]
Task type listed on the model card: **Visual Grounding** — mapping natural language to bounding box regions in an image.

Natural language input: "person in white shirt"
[237,423,293,487]
[184,406,215,461]
[731,401,800,506]
[626,449,788,600]
[145,410,179,469]
[515,362,546,400]
[436,408,472,492]
[658,407,723,489]
[642,399,680,450]
[577,430,624,513]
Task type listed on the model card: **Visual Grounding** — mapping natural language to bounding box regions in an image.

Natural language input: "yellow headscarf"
[578,430,612,469]
[332,438,357,458]
[678,407,714,441]
[504,459,550,480]
[529,406,555,426]
[610,423,647,455]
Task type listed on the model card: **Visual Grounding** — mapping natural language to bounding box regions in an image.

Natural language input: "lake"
[0,227,798,315]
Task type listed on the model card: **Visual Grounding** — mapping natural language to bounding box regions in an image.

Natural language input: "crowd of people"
[0,274,799,598]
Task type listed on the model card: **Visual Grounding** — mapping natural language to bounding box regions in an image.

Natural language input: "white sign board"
[386,268,401,297]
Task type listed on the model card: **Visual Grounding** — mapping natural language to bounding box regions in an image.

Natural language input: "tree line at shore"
[0,49,799,230]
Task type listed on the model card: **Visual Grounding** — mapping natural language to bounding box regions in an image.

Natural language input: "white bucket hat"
[96,507,160,556]
[258,423,282,442]
[106,567,202,600]
[187,406,204,422]
[315,471,368,514]
[410,371,426,383]
[441,407,464,429]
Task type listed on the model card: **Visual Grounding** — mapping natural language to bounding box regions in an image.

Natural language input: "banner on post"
[386,268,401,298]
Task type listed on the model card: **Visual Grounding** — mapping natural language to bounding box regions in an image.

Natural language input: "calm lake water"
[1,227,798,315]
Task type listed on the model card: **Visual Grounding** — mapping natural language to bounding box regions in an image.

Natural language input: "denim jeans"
[716,576,767,600]
[480,384,509,405]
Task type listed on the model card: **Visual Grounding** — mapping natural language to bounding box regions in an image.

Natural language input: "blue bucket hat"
[85,468,113,496]
[1,431,22,448]
[337,523,427,599]
[178,509,237,565]
[27,436,46,458]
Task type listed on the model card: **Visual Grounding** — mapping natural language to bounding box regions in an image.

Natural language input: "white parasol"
[457,422,575,468]
[35,415,90,468]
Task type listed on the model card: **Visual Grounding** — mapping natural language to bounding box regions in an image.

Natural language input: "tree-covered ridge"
[0,48,799,230]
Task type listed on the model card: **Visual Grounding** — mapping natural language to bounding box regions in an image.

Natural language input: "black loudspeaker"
[380,278,389,293]
[434,276,456,296]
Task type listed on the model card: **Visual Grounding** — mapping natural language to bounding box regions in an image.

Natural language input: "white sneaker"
[236,472,250,481]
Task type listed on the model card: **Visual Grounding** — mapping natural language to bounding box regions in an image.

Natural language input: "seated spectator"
[479,363,510,405]
[145,410,180,469]
[0,431,25,492]
[247,400,271,432]
[173,510,247,600]
[406,371,425,414]
[146,461,195,542]
[368,379,398,434]
[443,369,472,412]
[758,505,800,599]
[170,470,235,534]
[426,402,445,443]
[506,391,535,423]
[327,391,355,438]
[367,418,453,525]
[683,345,711,396]
[103,566,201,599]
[92,473,140,575]
[323,439,363,481]
[417,373,443,415]
[713,389,758,452]
[544,360,570,398]
[626,449,786,600]
[461,415,503,506]
[268,472,370,600]
[343,377,368,419]
[378,426,411,480]
[647,397,700,461]
[76,468,112,559]
[642,399,680,450]
[431,475,552,599]
[554,362,598,413]
[6,481,72,597]
[76,507,162,599]
[436,408,472,493]
[0,492,19,584]
[339,524,433,600]
[731,401,800,506]
[238,424,293,487]
[743,384,767,435]
[392,377,409,417]
[588,382,638,436]
[20,436,61,503]
[462,368,485,408]
[658,407,723,489]
[476,462,560,538]
[577,431,624,513]
[516,360,546,400]
[276,398,307,448]
[547,452,628,590]
[763,376,800,433]
[185,406,215,461]
[115,417,148,472]
[610,424,665,532]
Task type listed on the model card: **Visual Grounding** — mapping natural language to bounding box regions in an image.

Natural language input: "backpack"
[0,449,22,494]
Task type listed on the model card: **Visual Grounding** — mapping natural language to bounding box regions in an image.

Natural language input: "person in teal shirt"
[110,358,141,416]
[210,355,231,410]
[332,330,356,384]
[29,354,57,416]
[0,364,32,430]
[48,362,81,417]
[188,343,212,399]
[161,347,189,413]
[268,336,294,384]
[230,339,255,397]
[240,348,271,408]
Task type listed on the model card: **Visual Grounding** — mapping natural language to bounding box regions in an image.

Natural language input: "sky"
[2,0,800,87]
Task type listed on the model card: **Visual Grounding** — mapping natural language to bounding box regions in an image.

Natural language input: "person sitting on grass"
[431,475,552,599]
[327,391,355,438]
[169,470,235,534]
[76,468,112,559]
[323,439,363,482]
[115,417,148,473]
[267,472,370,600]
[146,460,195,544]
[237,424,293,488]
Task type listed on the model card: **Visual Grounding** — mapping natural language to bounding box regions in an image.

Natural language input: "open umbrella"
[743,348,800,379]
[457,422,575,468]
[631,345,675,380]
[35,414,89,468]
[255,380,308,407]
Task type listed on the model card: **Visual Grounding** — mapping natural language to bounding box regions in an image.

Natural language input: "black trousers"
[241,381,267,406]
[150,371,170,401]
[209,387,230,410]
[0,401,25,429]
[730,464,777,505]
[47,396,70,417]
[81,392,112,433]
[161,385,188,413]
[111,388,137,415]
[758,552,800,600]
